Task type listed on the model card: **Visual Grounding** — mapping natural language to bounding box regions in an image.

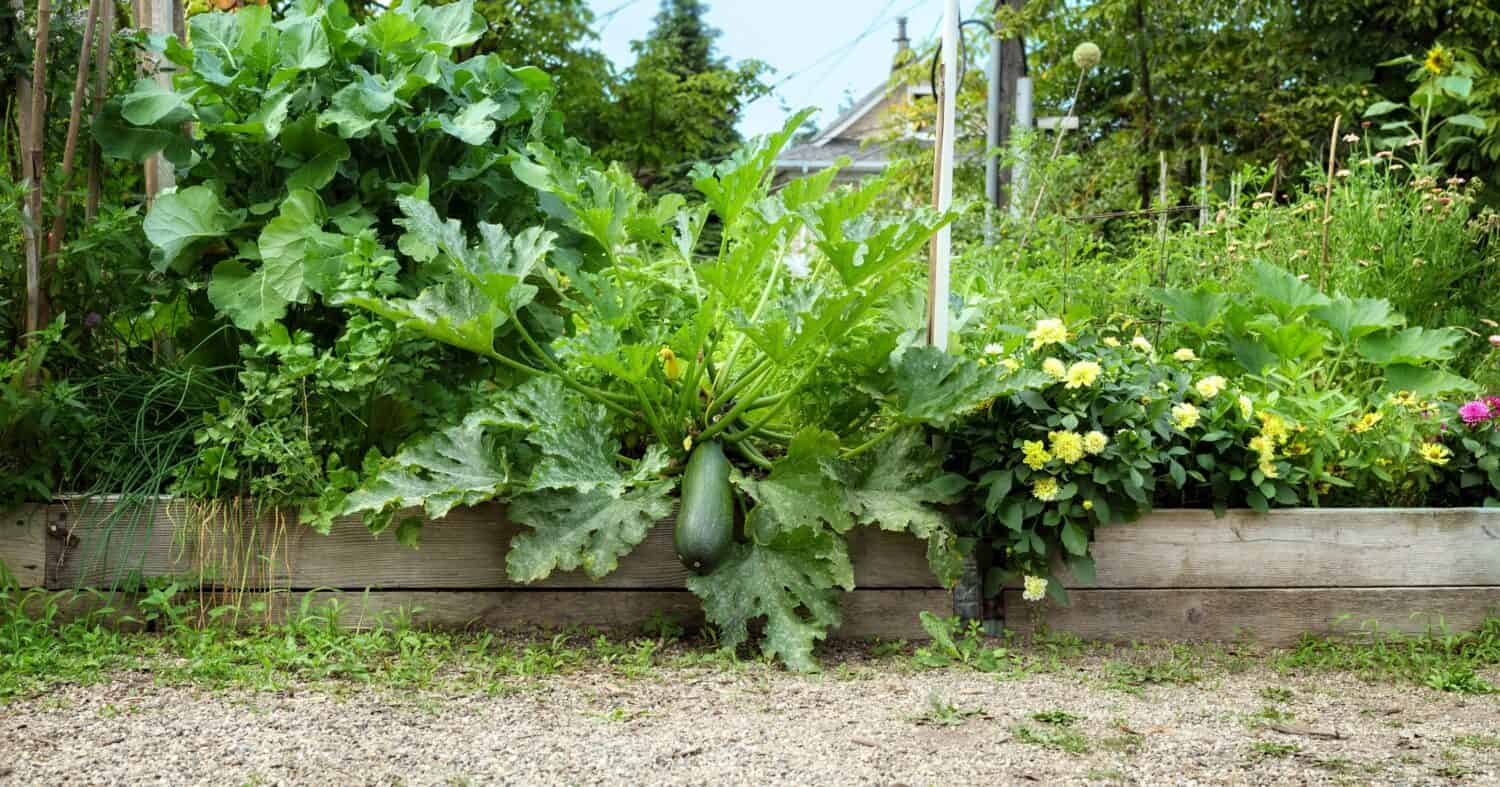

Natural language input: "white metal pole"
[1009,76,1033,219]
[928,0,959,351]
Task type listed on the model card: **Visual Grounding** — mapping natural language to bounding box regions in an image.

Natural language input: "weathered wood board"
[0,504,49,588]
[1014,508,1500,589]
[1003,587,1500,645]
[27,588,948,641]
[42,499,937,590]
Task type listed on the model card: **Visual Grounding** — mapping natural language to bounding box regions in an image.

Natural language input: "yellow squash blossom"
[1032,477,1060,502]
[1064,361,1102,389]
[1022,440,1052,470]
[1028,318,1068,350]
[1195,375,1227,400]
[1420,443,1452,466]
[658,347,683,380]
[1171,402,1200,431]
[1042,357,1067,379]
[1083,430,1109,455]
[1049,430,1086,464]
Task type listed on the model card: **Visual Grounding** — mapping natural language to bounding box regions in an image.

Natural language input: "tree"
[598,0,768,192]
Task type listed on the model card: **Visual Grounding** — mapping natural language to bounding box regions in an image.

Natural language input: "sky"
[586,0,982,137]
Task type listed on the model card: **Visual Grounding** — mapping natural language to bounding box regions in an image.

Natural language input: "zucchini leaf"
[506,478,675,582]
[844,428,967,586]
[686,525,852,673]
[738,429,853,542]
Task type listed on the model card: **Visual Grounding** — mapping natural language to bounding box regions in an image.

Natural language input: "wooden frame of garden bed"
[0,498,949,639]
[1003,508,1500,644]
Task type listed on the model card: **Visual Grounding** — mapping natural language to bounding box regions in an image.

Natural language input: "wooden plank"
[48,498,940,590]
[1003,587,1500,645]
[1016,508,1500,589]
[0,505,51,587]
[19,588,950,642]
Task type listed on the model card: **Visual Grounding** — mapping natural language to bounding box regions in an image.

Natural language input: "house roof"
[773,79,931,179]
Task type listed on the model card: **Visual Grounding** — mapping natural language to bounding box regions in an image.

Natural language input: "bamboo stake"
[1318,114,1342,291]
[1198,145,1208,228]
[927,0,958,351]
[87,0,116,220]
[1153,151,1168,344]
[48,0,102,259]
[23,0,53,370]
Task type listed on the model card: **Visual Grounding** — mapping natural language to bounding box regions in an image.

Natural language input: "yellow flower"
[1022,575,1048,602]
[1419,442,1452,466]
[1022,440,1052,470]
[1170,402,1200,431]
[1173,348,1198,362]
[1350,412,1383,434]
[1259,460,1279,479]
[1064,361,1102,389]
[1388,391,1421,409]
[1288,441,1310,456]
[683,436,693,452]
[1082,499,1094,511]
[1238,395,1254,420]
[1131,335,1153,352]
[1042,357,1067,379]
[1049,430,1086,464]
[1194,376,1227,400]
[659,347,683,380]
[1248,435,1273,459]
[1424,44,1452,75]
[1259,412,1290,444]
[1000,357,1020,371]
[1032,477,1060,502]
[1028,318,1068,350]
[1083,430,1108,455]
[1102,336,1121,348]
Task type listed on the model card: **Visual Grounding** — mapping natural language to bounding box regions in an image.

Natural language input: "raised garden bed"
[1004,508,1500,644]
[0,498,948,639]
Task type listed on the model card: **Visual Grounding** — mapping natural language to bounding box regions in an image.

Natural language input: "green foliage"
[1276,615,1500,694]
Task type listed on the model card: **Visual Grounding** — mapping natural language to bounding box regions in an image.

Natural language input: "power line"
[597,0,648,34]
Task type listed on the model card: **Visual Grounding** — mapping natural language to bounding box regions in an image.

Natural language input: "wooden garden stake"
[926,0,959,351]
[22,0,53,379]
[1198,145,1208,228]
[48,0,102,259]
[87,0,117,220]
[1319,114,1341,291]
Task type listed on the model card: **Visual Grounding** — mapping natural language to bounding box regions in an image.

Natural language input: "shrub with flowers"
[951,307,1500,605]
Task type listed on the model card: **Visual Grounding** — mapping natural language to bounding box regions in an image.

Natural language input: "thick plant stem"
[706,354,769,417]
[715,369,814,445]
[841,423,904,460]
[731,440,774,471]
[506,312,637,414]
[48,0,102,259]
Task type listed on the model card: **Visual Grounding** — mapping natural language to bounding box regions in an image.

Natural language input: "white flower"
[984,343,1004,355]
[784,251,811,279]
[1022,575,1048,602]
[1131,335,1153,353]
[1195,376,1227,400]
[1173,348,1197,362]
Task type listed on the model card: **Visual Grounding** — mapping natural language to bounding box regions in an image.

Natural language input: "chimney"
[892,16,911,72]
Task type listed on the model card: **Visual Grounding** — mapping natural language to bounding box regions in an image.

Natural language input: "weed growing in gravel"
[1248,741,1300,759]
[1454,733,1500,751]
[1103,646,1203,692]
[1258,686,1294,703]
[909,691,988,727]
[1030,709,1083,725]
[1274,616,1500,695]
[1011,722,1091,754]
[1246,705,1296,727]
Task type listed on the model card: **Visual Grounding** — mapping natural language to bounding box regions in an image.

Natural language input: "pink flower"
[1459,399,1493,425]
[1490,335,1500,347]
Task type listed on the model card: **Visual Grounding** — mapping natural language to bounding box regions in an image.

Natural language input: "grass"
[1273,616,1500,695]
[1248,740,1300,760]
[1011,722,1091,755]
[909,691,987,727]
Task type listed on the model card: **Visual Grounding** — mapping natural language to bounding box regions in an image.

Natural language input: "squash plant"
[331,116,1044,671]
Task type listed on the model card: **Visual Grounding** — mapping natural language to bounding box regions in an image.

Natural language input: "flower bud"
[1073,42,1101,70]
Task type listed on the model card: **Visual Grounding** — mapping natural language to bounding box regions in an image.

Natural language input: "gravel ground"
[3,652,1497,786]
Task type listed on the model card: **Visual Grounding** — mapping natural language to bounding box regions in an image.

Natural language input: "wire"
[597,0,647,34]
[748,0,927,109]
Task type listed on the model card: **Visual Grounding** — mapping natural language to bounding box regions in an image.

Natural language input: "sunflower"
[1424,45,1452,76]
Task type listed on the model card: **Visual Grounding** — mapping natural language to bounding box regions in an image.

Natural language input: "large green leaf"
[344,278,504,356]
[207,260,291,329]
[1149,287,1225,331]
[413,0,485,53]
[439,97,500,145]
[506,480,674,582]
[1311,296,1401,343]
[121,78,194,126]
[93,101,193,164]
[144,186,244,273]
[1382,364,1479,396]
[276,13,332,72]
[1357,327,1463,365]
[496,377,631,495]
[281,115,350,190]
[686,526,852,673]
[844,428,966,586]
[886,346,1047,427]
[740,429,853,542]
[341,409,514,524]
[320,70,401,138]
[1247,260,1330,319]
[258,190,336,301]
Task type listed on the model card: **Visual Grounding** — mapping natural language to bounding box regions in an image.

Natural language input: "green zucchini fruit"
[675,440,735,573]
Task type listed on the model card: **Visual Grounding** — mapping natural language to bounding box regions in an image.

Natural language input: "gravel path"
[3,653,1497,786]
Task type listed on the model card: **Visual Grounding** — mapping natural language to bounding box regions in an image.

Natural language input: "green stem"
[631,382,672,447]
[717,369,814,444]
[505,315,637,417]
[716,246,784,388]
[731,439,774,471]
[706,354,770,416]
[840,423,903,460]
